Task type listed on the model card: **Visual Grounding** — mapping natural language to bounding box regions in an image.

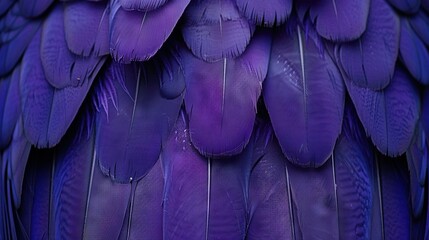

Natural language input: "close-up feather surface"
[0,0,429,239]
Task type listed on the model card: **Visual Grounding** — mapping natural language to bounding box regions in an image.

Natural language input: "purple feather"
[405,123,428,217]
[386,0,420,13]
[423,89,429,136]
[338,0,399,90]
[156,48,186,99]
[162,116,209,239]
[264,25,344,167]
[285,155,339,239]
[379,155,411,240]
[110,0,190,63]
[124,160,163,239]
[346,67,420,156]
[64,1,109,57]
[300,0,370,41]
[236,0,292,26]
[51,125,96,240]
[18,0,53,17]
[0,66,21,148]
[0,0,13,16]
[247,132,293,240]
[399,18,429,85]
[96,62,183,183]
[21,29,103,148]
[120,0,167,11]
[409,10,429,46]
[6,117,31,208]
[41,6,104,89]
[82,160,131,239]
[182,0,254,62]
[334,104,374,240]
[181,30,271,157]
[0,75,10,148]
[0,4,41,77]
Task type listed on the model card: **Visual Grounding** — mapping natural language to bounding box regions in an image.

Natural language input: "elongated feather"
[247,132,293,240]
[405,123,427,217]
[182,0,254,62]
[264,25,344,167]
[82,160,131,239]
[110,0,190,62]
[0,66,21,148]
[17,149,53,239]
[338,0,399,90]
[0,4,41,76]
[96,62,183,183]
[285,155,339,239]
[334,103,374,240]
[0,75,11,148]
[346,67,420,156]
[18,0,53,17]
[181,30,271,157]
[64,1,109,57]
[163,114,255,239]
[236,0,291,26]
[120,0,167,11]
[378,155,411,239]
[21,29,103,148]
[162,115,208,239]
[409,10,429,46]
[41,6,104,89]
[399,18,429,85]
[423,89,429,136]
[51,125,95,239]
[386,0,420,13]
[299,0,370,41]
[6,117,31,208]
[124,159,163,239]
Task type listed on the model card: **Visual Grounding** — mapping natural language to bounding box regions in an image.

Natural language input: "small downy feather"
[120,0,167,11]
[399,18,429,85]
[338,0,400,90]
[300,0,370,42]
[18,0,53,17]
[0,66,21,148]
[235,0,292,26]
[109,0,190,63]
[64,1,109,57]
[0,4,41,77]
[21,29,103,148]
[264,24,344,167]
[96,62,183,183]
[181,30,271,157]
[41,5,104,89]
[181,0,254,62]
[345,66,420,156]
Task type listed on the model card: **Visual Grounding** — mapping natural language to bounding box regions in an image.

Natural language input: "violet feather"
[181,30,271,157]
[338,0,400,90]
[264,25,344,167]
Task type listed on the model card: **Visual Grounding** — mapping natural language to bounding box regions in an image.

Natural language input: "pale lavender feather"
[235,0,292,26]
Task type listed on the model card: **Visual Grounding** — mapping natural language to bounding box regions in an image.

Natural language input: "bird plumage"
[1,0,429,239]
